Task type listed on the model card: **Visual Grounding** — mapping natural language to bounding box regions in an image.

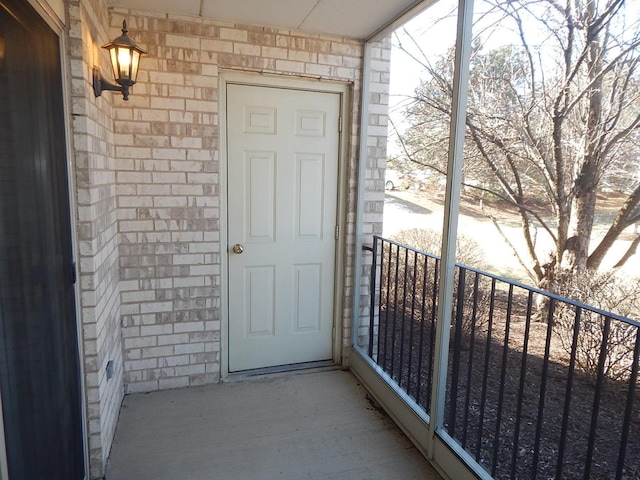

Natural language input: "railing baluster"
[448,268,466,437]
[415,254,429,407]
[398,248,409,388]
[556,305,582,478]
[382,240,393,370]
[407,250,419,398]
[492,283,514,477]
[476,278,496,464]
[511,290,534,477]
[425,257,439,412]
[616,328,640,479]
[584,315,611,480]
[367,237,378,359]
[531,298,556,479]
[389,244,401,379]
[461,271,480,448]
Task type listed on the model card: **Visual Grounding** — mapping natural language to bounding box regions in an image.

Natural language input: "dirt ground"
[378,300,640,479]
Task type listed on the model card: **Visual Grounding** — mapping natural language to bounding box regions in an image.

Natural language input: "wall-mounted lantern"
[0,34,5,68]
[93,20,146,101]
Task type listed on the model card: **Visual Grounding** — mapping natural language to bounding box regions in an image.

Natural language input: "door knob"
[232,244,244,254]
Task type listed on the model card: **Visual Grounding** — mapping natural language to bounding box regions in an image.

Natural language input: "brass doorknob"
[232,244,244,254]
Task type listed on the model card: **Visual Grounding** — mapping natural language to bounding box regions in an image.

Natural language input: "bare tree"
[395,0,640,284]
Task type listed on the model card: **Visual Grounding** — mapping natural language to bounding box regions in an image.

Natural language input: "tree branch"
[613,235,640,269]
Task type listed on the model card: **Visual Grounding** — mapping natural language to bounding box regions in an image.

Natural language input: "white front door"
[227,83,341,372]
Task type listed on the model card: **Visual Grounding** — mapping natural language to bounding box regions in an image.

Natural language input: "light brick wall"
[109,9,370,393]
[69,0,124,477]
[64,4,389,474]
[355,39,391,351]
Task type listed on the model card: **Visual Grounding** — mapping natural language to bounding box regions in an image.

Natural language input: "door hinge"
[338,116,343,133]
[335,225,339,240]
[71,262,77,284]
[332,326,336,340]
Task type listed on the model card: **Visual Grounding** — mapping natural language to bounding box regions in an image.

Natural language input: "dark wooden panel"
[0,1,84,478]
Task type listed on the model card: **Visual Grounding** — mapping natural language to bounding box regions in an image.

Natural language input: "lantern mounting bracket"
[93,67,132,100]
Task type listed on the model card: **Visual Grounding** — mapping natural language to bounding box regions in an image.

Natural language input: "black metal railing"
[365,235,640,480]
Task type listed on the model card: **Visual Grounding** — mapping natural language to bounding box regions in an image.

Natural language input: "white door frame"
[219,71,351,379]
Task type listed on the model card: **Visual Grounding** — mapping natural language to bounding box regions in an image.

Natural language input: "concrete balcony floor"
[105,368,442,480]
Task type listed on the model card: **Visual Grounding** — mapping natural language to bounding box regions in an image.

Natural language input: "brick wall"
[65,3,390,475]
[68,0,123,477]
[355,39,391,351]
[108,9,374,393]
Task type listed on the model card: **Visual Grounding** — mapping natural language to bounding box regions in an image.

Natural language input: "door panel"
[246,151,276,242]
[245,266,275,336]
[293,264,322,331]
[0,1,84,479]
[227,84,340,372]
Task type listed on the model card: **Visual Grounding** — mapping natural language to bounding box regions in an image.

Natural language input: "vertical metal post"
[428,0,475,456]
[368,237,379,358]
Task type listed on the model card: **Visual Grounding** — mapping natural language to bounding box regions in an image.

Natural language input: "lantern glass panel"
[130,50,141,82]
[109,47,118,82]
[118,47,132,80]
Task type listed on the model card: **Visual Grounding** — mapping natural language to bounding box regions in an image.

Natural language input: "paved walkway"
[105,368,442,480]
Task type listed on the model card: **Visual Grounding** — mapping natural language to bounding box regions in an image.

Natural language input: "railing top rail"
[369,235,640,327]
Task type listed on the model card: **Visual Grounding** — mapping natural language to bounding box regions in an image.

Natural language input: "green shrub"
[551,270,640,382]
[383,229,490,346]
[390,228,487,270]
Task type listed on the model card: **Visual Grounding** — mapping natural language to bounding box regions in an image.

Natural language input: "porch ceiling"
[106,0,426,40]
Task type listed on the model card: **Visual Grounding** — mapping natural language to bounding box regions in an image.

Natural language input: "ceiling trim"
[365,0,437,43]
[296,0,320,31]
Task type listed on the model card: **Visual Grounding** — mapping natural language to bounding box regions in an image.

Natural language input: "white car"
[385,169,405,190]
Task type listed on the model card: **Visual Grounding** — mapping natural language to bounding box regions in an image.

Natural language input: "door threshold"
[225,360,337,382]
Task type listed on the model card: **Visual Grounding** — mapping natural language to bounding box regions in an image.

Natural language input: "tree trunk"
[565,187,597,272]
[563,0,602,274]
[588,185,640,269]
